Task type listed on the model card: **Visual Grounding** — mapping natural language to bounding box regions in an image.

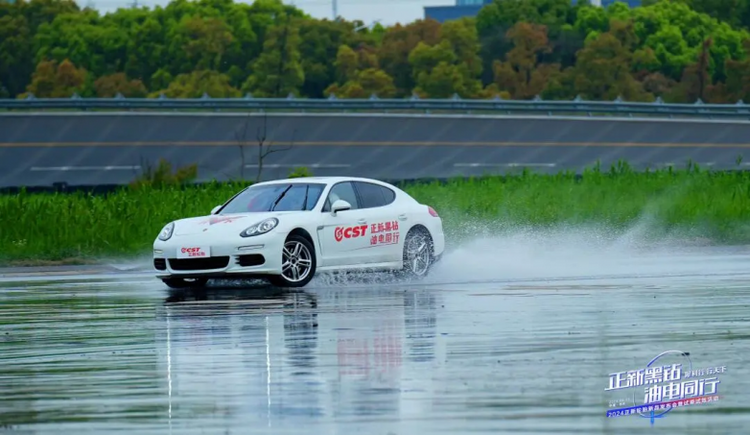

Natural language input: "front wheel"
[268,235,317,288]
[401,227,434,279]
[161,277,209,289]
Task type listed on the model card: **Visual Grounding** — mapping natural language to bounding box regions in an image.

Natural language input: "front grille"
[236,254,265,267]
[154,258,166,270]
[169,256,230,271]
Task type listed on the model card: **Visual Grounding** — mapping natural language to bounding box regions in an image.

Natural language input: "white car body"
[152,176,445,288]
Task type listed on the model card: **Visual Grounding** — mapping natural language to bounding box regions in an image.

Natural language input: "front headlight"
[158,222,175,241]
[240,218,279,238]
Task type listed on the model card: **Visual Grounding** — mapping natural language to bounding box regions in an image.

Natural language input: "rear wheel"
[269,234,317,288]
[162,277,209,289]
[401,227,434,279]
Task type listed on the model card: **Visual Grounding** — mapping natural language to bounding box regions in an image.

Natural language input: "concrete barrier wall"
[1,112,750,187]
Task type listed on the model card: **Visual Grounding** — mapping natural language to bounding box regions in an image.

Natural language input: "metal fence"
[3,93,750,119]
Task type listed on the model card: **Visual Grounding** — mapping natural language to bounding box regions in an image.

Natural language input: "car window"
[220,183,325,213]
[272,184,325,211]
[354,182,396,209]
[322,182,359,212]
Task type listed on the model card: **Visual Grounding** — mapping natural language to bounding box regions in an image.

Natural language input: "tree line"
[2,0,750,103]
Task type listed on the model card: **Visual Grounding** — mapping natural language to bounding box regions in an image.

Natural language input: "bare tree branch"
[234,114,251,180]
[261,128,295,159]
[255,113,267,183]
[235,112,296,183]
[253,112,295,183]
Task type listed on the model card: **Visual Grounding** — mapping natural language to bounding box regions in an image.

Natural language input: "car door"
[351,181,403,264]
[315,181,372,267]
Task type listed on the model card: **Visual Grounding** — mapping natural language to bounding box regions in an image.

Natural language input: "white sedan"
[152,176,445,288]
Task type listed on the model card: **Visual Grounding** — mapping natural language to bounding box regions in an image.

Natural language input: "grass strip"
[2,163,749,265]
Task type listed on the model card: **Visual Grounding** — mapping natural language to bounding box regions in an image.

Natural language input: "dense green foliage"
[2,164,749,264]
[3,0,750,102]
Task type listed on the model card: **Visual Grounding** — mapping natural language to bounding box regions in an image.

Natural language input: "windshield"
[219,183,326,214]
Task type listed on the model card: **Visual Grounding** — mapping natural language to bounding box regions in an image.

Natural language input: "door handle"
[357,219,367,224]
[398,214,407,221]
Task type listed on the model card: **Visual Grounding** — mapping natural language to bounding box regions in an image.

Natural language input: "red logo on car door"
[334,225,368,242]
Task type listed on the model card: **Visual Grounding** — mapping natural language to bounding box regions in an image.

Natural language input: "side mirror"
[331,199,351,215]
[211,205,221,215]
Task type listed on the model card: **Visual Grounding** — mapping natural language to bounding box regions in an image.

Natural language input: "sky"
[84,0,458,26]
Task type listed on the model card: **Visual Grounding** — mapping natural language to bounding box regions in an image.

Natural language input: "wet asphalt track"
[1,246,750,434]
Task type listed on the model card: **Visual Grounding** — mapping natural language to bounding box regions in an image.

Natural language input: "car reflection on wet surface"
[1,251,750,435]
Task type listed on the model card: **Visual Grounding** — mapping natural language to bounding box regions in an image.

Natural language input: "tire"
[400,226,434,279]
[268,234,317,288]
[162,277,209,289]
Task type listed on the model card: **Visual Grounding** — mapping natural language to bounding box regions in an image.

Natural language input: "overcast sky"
[86,0,458,26]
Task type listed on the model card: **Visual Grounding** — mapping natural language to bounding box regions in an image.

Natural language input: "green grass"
[2,162,750,265]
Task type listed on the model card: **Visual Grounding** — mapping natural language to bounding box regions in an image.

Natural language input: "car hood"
[173,212,294,236]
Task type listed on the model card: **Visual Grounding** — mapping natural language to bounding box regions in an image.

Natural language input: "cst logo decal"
[180,247,206,257]
[334,225,368,242]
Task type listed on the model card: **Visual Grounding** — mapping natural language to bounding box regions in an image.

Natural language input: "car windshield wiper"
[301,185,309,210]
[269,185,293,211]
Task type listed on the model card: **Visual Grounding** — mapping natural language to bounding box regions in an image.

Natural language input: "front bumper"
[152,231,285,279]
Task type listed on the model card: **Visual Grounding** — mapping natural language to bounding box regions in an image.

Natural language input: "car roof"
[252,176,393,187]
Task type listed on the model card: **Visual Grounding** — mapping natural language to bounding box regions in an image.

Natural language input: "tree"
[333,45,359,83]
[234,113,295,183]
[150,70,241,98]
[413,62,477,98]
[246,0,306,44]
[491,22,560,99]
[21,58,87,98]
[476,0,579,38]
[673,37,715,102]
[721,39,750,101]
[220,2,260,78]
[94,72,147,97]
[670,0,745,30]
[3,0,750,103]
[2,0,82,97]
[323,44,397,98]
[377,19,442,96]
[639,72,678,100]
[624,1,747,83]
[440,17,483,79]
[123,16,165,89]
[176,16,234,71]
[18,0,81,31]
[325,68,396,98]
[0,14,33,98]
[242,13,304,97]
[32,10,130,81]
[297,18,367,98]
[568,19,651,101]
[475,0,581,84]
[408,38,482,98]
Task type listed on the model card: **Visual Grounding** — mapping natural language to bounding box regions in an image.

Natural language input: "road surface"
[1,234,749,434]
[2,112,750,187]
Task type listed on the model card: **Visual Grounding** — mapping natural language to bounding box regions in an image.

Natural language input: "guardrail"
[2,93,750,119]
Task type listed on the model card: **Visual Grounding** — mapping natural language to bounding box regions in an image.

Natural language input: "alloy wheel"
[281,240,313,282]
[405,232,431,276]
